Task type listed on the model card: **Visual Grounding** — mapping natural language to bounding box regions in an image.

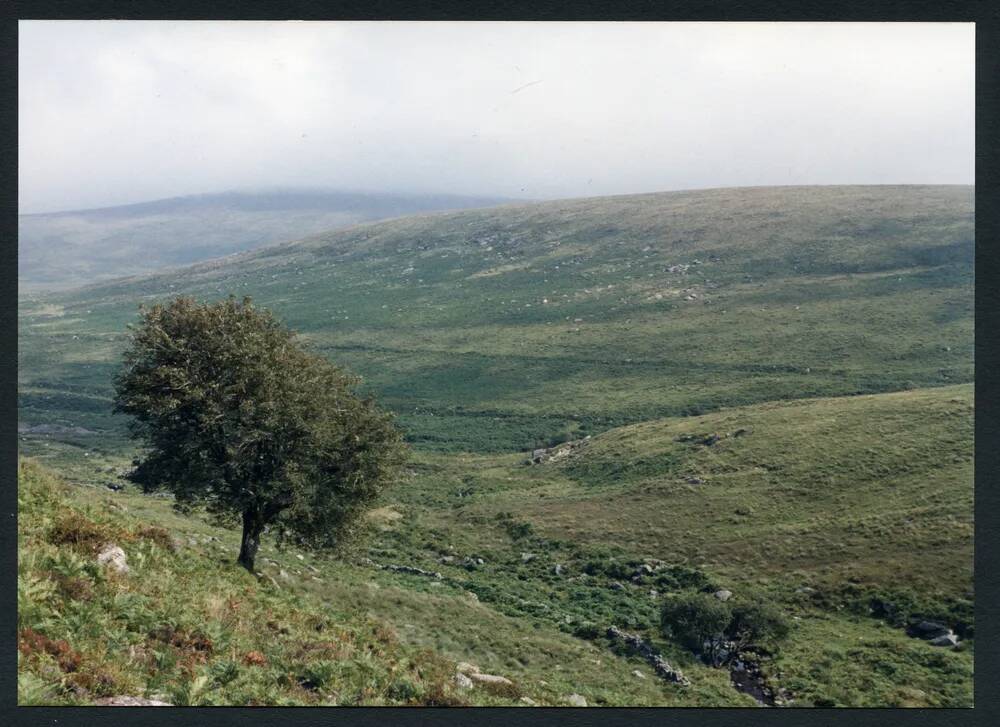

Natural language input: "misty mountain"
[18,188,517,289]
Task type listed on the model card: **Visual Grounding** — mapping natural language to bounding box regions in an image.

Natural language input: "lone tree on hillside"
[113,296,406,572]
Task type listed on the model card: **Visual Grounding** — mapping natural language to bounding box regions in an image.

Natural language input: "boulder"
[96,544,129,574]
[521,552,536,563]
[94,696,171,706]
[456,662,480,675]
[453,672,474,689]
[567,693,588,707]
[606,626,690,686]
[470,672,514,687]
[911,621,950,639]
[929,632,960,647]
[714,589,733,602]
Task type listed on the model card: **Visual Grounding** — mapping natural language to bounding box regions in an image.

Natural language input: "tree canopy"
[113,296,406,571]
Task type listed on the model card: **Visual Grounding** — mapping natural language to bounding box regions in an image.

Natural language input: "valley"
[17,185,975,706]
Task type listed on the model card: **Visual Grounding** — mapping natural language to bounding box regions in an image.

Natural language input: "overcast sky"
[19,21,974,214]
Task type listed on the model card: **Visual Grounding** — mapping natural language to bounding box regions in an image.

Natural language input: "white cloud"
[19,20,974,213]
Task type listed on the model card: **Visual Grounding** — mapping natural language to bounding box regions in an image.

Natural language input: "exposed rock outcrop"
[94,696,171,706]
[606,626,690,686]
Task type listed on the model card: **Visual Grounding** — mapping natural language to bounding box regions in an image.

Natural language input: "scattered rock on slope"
[94,696,171,706]
[606,626,690,686]
[96,544,129,574]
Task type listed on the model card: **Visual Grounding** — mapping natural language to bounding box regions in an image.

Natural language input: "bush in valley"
[113,296,407,571]
[838,584,974,639]
[660,592,733,662]
[728,598,791,651]
[661,592,791,665]
[571,622,603,640]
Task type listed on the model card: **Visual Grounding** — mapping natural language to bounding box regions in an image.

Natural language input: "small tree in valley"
[113,296,405,571]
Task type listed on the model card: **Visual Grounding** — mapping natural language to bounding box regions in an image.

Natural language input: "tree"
[728,599,790,652]
[660,592,733,665]
[661,592,791,666]
[113,296,406,572]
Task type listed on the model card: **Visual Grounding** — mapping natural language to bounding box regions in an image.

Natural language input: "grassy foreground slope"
[19,185,973,456]
[20,385,974,706]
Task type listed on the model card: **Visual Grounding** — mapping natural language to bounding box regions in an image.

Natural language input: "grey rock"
[929,632,959,647]
[714,589,733,602]
[383,564,443,579]
[453,672,474,689]
[94,696,172,707]
[607,626,690,686]
[912,621,950,639]
[470,672,514,687]
[521,552,536,563]
[567,693,588,707]
[96,544,129,574]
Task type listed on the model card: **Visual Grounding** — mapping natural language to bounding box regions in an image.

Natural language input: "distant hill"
[18,188,517,289]
[19,184,972,453]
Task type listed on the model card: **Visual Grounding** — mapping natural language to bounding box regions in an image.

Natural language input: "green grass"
[19,384,973,707]
[19,185,972,453]
[17,185,974,706]
[17,459,525,706]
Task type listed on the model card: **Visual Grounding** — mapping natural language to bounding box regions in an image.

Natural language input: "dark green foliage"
[661,593,733,654]
[661,592,790,665]
[113,296,406,570]
[728,599,791,651]
[837,584,974,639]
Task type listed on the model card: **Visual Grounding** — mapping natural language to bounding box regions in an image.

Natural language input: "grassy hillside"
[17,184,974,707]
[18,185,973,457]
[19,385,974,706]
[19,188,514,289]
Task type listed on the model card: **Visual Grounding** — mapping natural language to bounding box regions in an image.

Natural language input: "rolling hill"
[18,185,973,454]
[18,188,515,289]
[17,184,974,706]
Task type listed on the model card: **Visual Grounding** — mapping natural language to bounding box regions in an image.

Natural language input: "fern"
[18,668,58,706]
[17,573,57,629]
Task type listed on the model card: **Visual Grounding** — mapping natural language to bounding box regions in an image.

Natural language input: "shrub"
[661,592,792,665]
[48,511,122,553]
[135,525,176,552]
[661,592,732,656]
[572,622,602,640]
[728,599,791,651]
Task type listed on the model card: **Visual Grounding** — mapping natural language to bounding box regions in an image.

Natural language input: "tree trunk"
[237,509,263,572]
